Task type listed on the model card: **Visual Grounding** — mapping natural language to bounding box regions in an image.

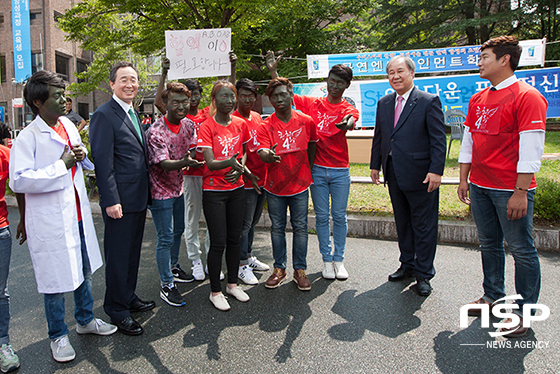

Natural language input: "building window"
[30,11,43,25]
[55,54,69,81]
[54,11,63,22]
[0,55,6,83]
[31,53,43,74]
[0,14,5,27]
[77,60,88,83]
[78,103,89,121]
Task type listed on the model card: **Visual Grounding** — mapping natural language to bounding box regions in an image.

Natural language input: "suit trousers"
[386,157,438,279]
[102,209,147,322]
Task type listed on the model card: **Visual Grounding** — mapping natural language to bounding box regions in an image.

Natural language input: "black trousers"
[203,188,245,292]
[386,157,438,279]
[102,209,146,322]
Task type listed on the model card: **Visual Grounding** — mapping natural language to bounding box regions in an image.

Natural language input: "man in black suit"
[90,62,154,335]
[369,56,446,296]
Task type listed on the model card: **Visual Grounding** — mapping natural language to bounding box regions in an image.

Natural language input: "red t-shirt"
[54,121,82,221]
[257,111,318,196]
[0,145,9,228]
[232,110,267,189]
[184,106,210,177]
[465,81,548,190]
[198,116,251,191]
[293,94,359,168]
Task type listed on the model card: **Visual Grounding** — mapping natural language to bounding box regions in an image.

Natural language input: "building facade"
[0,0,100,129]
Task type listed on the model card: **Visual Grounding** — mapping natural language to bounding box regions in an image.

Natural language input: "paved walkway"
[5,207,560,373]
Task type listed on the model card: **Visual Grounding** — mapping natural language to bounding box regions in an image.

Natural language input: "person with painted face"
[146,82,204,307]
[231,78,270,285]
[10,70,117,363]
[197,80,256,311]
[267,52,359,281]
[258,77,318,291]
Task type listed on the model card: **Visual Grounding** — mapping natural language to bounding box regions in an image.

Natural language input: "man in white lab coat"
[9,71,117,363]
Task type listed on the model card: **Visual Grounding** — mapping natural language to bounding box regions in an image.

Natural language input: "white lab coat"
[9,115,102,294]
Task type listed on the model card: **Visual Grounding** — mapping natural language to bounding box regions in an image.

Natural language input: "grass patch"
[347,132,560,225]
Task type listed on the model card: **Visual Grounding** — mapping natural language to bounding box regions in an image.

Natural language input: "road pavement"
[5,207,559,373]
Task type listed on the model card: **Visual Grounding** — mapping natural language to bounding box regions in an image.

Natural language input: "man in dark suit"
[90,61,154,335]
[369,56,446,296]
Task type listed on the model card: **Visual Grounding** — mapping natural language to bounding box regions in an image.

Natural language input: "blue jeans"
[470,184,541,310]
[0,227,12,345]
[266,190,309,270]
[44,221,94,340]
[150,196,186,285]
[239,189,266,264]
[310,165,351,263]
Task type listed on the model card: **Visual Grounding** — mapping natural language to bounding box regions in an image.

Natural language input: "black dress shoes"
[114,316,143,335]
[130,299,156,313]
[416,277,432,296]
[388,267,415,282]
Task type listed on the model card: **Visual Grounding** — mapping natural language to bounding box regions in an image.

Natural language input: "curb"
[7,196,558,252]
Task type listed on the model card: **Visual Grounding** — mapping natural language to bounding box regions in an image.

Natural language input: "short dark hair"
[329,64,353,83]
[183,79,203,93]
[235,78,257,97]
[161,82,191,104]
[481,35,522,71]
[66,97,72,103]
[109,61,138,83]
[266,77,293,97]
[24,70,65,115]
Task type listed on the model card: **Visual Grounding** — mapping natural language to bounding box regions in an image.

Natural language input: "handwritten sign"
[165,28,231,79]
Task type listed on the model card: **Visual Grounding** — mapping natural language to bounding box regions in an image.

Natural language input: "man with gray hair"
[369,56,446,296]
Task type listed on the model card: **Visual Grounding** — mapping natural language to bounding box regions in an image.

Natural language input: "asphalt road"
[4,207,559,373]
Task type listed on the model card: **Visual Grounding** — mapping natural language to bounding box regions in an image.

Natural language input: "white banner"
[165,28,231,79]
[307,38,547,79]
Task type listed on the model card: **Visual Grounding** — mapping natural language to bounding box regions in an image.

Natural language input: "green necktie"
[128,108,144,143]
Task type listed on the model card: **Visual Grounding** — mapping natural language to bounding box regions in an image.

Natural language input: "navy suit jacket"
[370,87,446,191]
[90,98,150,213]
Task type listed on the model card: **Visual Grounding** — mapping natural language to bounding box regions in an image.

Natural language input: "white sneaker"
[322,262,335,279]
[334,261,349,280]
[238,265,258,285]
[50,335,76,363]
[209,293,230,311]
[192,260,205,281]
[226,286,250,302]
[0,343,20,373]
[248,256,270,271]
[205,265,225,280]
[76,318,117,335]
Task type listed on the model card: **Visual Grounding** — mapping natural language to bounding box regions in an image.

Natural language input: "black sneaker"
[172,264,194,283]
[160,284,185,307]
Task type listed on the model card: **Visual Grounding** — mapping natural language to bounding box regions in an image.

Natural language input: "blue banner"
[293,67,560,128]
[12,0,32,83]
[307,39,546,79]
[0,107,4,123]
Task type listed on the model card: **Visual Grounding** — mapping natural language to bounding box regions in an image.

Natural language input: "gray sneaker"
[50,335,76,363]
[0,344,20,373]
[76,318,118,336]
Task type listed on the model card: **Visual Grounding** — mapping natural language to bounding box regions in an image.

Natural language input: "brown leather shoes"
[466,297,494,316]
[265,268,287,289]
[293,269,311,291]
[497,317,529,338]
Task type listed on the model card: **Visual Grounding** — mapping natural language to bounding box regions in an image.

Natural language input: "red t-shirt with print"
[232,110,267,189]
[257,111,318,196]
[184,106,210,177]
[197,116,251,191]
[293,94,359,168]
[465,81,547,190]
[54,121,82,221]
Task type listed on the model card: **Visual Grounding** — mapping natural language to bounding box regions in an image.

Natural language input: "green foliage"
[534,177,560,224]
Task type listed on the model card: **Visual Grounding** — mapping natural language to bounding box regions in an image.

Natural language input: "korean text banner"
[307,39,546,79]
[12,0,31,83]
[165,28,231,80]
[293,67,560,128]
